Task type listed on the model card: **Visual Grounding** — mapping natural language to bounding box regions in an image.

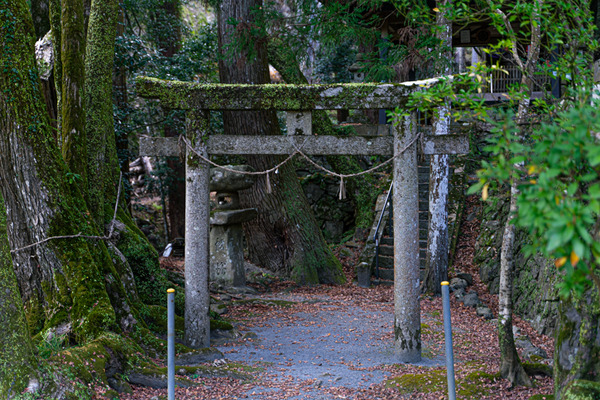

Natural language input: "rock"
[210,304,228,315]
[512,325,522,336]
[107,377,133,394]
[449,278,468,292]
[515,336,548,360]
[126,373,194,389]
[209,165,256,192]
[461,292,482,307]
[175,348,223,366]
[453,287,466,299]
[476,306,494,320]
[561,379,600,399]
[456,272,473,285]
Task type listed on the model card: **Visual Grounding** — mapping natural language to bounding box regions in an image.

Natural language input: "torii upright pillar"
[393,112,421,362]
[184,111,211,348]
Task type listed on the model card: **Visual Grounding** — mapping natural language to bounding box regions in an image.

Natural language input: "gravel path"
[217,294,443,399]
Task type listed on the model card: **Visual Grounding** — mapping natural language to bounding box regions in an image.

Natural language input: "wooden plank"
[136,76,443,110]
[140,134,469,157]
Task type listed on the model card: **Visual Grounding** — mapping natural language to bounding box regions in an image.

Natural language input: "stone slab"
[210,209,257,225]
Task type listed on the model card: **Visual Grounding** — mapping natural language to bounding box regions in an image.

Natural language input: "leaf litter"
[115,195,553,399]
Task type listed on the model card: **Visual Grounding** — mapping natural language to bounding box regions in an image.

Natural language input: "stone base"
[356,262,371,288]
[209,224,246,287]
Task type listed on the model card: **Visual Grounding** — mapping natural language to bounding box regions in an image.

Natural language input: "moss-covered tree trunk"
[84,0,120,227]
[217,0,344,284]
[154,0,185,240]
[267,38,380,234]
[0,0,137,345]
[49,0,63,135]
[60,0,88,191]
[30,0,51,39]
[0,194,38,398]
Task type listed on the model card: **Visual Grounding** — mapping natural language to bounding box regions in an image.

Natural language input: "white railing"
[489,64,548,93]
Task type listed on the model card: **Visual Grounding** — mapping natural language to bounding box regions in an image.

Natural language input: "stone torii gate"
[137,76,468,363]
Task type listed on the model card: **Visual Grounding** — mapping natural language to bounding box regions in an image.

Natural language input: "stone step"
[381,236,393,246]
[371,278,394,286]
[376,255,394,268]
[379,244,394,256]
[377,267,394,281]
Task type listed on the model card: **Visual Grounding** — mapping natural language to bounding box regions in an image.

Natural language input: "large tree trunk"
[266,38,380,234]
[85,0,120,227]
[423,0,451,295]
[60,0,88,191]
[0,194,38,398]
[85,0,169,311]
[0,0,136,344]
[217,0,344,284]
[153,0,186,240]
[30,0,51,39]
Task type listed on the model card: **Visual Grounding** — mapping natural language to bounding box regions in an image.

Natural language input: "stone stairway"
[372,156,430,285]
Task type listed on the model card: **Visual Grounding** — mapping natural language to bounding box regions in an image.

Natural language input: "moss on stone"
[153,361,261,381]
[140,304,185,334]
[561,379,600,399]
[386,367,497,398]
[523,362,553,377]
[210,319,234,331]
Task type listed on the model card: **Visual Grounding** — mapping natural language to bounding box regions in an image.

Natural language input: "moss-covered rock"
[385,367,498,398]
[561,379,600,400]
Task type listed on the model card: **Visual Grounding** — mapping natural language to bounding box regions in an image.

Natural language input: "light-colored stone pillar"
[393,111,421,363]
[184,110,210,348]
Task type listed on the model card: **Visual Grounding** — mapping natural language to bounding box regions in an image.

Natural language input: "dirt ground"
[114,195,555,400]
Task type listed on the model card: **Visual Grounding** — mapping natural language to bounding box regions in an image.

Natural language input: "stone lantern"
[348,54,365,83]
[209,165,257,287]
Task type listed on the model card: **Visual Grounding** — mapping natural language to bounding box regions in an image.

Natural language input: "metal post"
[167,288,175,400]
[441,281,456,400]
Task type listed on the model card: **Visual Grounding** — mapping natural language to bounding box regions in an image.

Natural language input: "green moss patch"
[386,367,498,399]
[153,361,262,381]
[561,379,600,400]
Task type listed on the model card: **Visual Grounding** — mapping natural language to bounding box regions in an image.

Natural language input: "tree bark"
[0,194,38,398]
[266,38,380,233]
[217,0,344,284]
[498,182,532,387]
[0,0,136,344]
[85,0,120,227]
[30,0,51,39]
[424,0,451,295]
[49,0,62,135]
[60,0,88,192]
[153,0,186,240]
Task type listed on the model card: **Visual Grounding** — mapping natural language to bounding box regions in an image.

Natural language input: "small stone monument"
[209,165,257,287]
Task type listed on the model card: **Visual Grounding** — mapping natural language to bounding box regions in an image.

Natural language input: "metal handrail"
[373,181,393,281]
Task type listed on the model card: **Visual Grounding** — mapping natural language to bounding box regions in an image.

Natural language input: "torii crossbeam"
[137,76,468,363]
